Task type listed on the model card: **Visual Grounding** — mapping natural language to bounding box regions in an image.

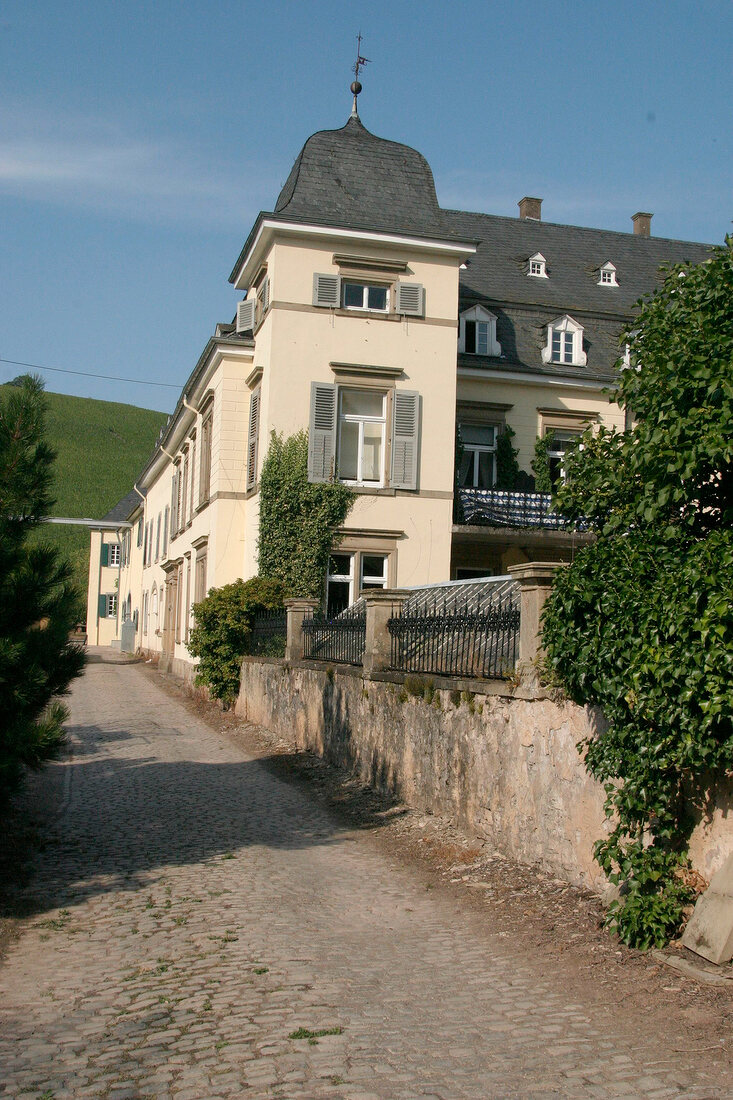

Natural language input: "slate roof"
[230,112,714,379]
[103,487,145,524]
[449,210,713,316]
[273,116,450,239]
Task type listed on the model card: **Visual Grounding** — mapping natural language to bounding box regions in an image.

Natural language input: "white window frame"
[528,252,548,278]
[108,543,121,567]
[337,388,387,487]
[458,304,501,356]
[341,280,390,313]
[326,550,388,617]
[598,262,618,287]
[542,315,587,367]
[106,593,118,619]
[457,423,498,489]
[545,428,583,486]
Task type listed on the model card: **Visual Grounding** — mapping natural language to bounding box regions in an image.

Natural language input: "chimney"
[632,211,653,237]
[518,196,542,221]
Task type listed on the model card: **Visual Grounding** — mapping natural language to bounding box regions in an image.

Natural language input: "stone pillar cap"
[360,588,409,604]
[508,562,568,584]
[284,597,320,610]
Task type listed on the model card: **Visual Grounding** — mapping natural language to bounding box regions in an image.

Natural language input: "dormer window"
[542,315,587,367]
[528,253,547,278]
[458,305,501,357]
[598,262,618,287]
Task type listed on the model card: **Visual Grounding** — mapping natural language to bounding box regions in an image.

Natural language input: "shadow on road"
[2,721,404,921]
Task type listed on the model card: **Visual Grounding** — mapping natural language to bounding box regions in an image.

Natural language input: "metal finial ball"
[350,81,362,96]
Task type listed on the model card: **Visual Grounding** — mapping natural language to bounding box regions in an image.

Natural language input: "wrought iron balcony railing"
[455,488,579,530]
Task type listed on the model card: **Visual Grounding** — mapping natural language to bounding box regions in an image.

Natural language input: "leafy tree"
[0,376,85,804]
[495,426,520,490]
[188,576,286,706]
[257,431,353,599]
[542,238,733,948]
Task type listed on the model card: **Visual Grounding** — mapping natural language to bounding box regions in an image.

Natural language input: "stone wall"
[236,659,733,895]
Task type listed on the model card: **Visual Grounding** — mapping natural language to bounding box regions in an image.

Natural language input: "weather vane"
[350,32,370,118]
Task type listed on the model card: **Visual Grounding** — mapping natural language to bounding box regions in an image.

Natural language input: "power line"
[0,356,181,390]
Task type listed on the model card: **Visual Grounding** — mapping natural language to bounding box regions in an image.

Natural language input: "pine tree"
[0,375,85,803]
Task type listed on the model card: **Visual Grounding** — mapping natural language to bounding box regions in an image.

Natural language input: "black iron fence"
[247,608,287,657]
[302,605,366,666]
[388,592,519,680]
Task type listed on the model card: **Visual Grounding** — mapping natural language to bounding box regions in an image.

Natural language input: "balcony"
[454,488,580,530]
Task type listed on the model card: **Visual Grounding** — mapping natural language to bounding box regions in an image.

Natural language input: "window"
[106,593,117,618]
[108,544,121,567]
[163,506,169,558]
[308,382,419,491]
[542,316,587,367]
[598,262,618,287]
[337,389,386,485]
[326,551,388,617]
[458,424,497,488]
[180,452,189,530]
[545,429,582,486]
[528,252,547,278]
[342,280,388,312]
[189,433,196,518]
[458,305,501,357]
[143,591,149,634]
[137,518,143,547]
[194,551,207,604]
[199,407,212,506]
[155,514,161,562]
[184,558,192,644]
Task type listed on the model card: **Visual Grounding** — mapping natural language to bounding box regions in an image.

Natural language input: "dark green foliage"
[257,431,353,600]
[543,239,733,947]
[188,576,286,706]
[531,431,555,493]
[0,376,86,803]
[495,426,520,490]
[0,385,168,599]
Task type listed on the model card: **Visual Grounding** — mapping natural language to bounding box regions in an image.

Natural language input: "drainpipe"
[182,394,197,415]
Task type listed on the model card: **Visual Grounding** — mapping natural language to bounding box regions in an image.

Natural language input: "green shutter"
[98,594,107,619]
[100,544,109,567]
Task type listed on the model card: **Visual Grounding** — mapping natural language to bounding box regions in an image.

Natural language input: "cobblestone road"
[0,657,730,1099]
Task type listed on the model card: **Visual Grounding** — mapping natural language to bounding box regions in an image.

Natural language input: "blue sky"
[1,0,731,412]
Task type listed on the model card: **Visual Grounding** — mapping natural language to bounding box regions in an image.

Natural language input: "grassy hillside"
[1,384,168,615]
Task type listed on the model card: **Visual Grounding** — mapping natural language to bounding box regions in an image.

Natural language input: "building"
[86,90,711,674]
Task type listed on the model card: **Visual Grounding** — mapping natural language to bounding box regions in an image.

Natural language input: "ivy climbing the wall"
[258,431,354,600]
[542,237,733,948]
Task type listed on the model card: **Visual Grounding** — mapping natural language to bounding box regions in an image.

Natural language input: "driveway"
[0,655,730,1098]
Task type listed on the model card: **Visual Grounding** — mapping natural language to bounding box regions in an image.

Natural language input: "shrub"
[188,576,286,707]
[543,238,733,948]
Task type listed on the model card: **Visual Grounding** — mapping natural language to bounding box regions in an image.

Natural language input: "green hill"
[1,384,168,615]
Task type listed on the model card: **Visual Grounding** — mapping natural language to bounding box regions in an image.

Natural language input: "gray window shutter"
[170,472,178,535]
[312,273,341,308]
[236,298,256,333]
[395,282,425,317]
[163,506,169,556]
[100,543,109,567]
[260,276,270,313]
[307,382,337,483]
[390,390,420,490]
[246,389,260,491]
[98,594,107,619]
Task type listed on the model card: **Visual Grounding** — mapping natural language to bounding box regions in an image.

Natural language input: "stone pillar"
[285,598,320,662]
[507,562,567,668]
[362,590,409,678]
